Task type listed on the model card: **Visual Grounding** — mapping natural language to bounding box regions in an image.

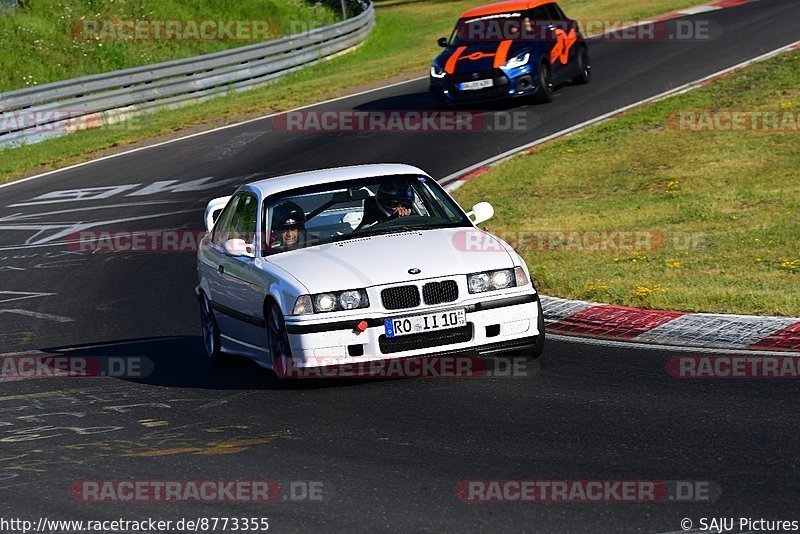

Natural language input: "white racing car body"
[196,164,543,377]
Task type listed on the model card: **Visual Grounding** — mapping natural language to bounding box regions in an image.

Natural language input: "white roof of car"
[246,163,429,196]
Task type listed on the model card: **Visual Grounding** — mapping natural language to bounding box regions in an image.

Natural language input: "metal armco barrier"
[0,2,374,149]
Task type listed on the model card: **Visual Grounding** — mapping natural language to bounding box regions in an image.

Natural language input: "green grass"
[0,0,338,91]
[452,51,800,316]
[0,0,703,182]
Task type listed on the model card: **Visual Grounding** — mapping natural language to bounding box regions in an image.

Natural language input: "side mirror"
[224,238,255,258]
[437,37,448,48]
[467,202,494,225]
[205,195,232,232]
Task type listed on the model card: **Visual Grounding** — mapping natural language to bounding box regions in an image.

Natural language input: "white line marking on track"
[0,309,73,322]
[0,201,183,220]
[0,291,55,304]
[0,208,198,250]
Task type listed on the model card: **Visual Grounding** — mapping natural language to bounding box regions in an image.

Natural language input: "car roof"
[245,163,430,196]
[459,0,555,19]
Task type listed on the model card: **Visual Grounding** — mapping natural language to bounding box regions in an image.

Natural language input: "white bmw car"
[196,163,543,378]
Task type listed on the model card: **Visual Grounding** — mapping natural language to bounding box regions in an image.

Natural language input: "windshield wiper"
[357,224,430,237]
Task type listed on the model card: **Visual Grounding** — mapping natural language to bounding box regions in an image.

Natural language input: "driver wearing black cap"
[270,201,307,251]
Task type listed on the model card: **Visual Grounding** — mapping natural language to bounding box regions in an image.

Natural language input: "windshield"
[450,13,534,45]
[449,8,558,45]
[262,174,471,255]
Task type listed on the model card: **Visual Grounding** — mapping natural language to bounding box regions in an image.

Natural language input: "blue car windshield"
[450,13,541,45]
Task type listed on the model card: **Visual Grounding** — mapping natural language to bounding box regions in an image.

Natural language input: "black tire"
[266,300,294,380]
[572,46,591,85]
[520,299,545,360]
[532,62,553,103]
[200,293,223,363]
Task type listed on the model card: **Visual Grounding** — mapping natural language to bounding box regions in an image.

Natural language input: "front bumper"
[430,66,539,105]
[284,292,540,368]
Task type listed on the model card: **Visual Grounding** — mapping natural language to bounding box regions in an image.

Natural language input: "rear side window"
[548,3,568,20]
[526,6,549,20]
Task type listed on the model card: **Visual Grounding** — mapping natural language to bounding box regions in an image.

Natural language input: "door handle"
[218,265,224,275]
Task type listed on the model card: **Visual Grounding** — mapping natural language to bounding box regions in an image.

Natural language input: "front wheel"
[266,300,294,380]
[430,88,448,109]
[200,293,223,363]
[572,46,591,85]
[520,299,545,360]
[532,62,553,103]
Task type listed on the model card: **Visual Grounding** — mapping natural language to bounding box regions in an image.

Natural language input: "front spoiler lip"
[285,292,538,335]
[431,83,537,106]
[293,335,541,369]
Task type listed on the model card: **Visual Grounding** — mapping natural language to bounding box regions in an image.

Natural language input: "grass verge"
[0,0,702,183]
[451,50,800,316]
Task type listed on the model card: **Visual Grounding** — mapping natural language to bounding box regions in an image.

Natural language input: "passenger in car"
[357,181,415,230]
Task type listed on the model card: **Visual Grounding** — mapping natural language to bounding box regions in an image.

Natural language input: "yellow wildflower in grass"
[635,284,668,297]
[780,259,799,272]
[586,280,611,293]
[664,180,682,195]
[666,260,682,268]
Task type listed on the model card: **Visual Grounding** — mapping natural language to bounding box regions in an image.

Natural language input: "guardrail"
[0,1,374,149]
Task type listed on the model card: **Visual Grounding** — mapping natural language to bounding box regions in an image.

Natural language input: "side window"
[551,4,568,20]
[526,6,549,20]
[211,195,241,246]
[523,6,551,36]
[543,4,563,20]
[228,193,258,245]
[212,193,258,248]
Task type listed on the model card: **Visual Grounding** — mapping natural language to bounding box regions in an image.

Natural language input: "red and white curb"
[541,296,800,352]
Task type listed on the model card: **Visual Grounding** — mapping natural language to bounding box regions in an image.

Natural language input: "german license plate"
[384,309,467,338]
[459,79,494,91]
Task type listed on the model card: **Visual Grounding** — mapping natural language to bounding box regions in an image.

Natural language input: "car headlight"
[467,268,523,293]
[491,269,513,289]
[505,51,530,69]
[430,65,446,78]
[292,289,370,315]
[314,293,337,312]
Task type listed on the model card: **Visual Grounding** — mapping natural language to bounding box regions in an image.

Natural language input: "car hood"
[435,41,536,74]
[266,227,515,293]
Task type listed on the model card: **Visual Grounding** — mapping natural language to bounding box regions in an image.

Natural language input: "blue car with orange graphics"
[429,0,590,106]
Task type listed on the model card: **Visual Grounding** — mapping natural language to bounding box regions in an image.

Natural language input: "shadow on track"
[353,90,541,112]
[35,336,464,391]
